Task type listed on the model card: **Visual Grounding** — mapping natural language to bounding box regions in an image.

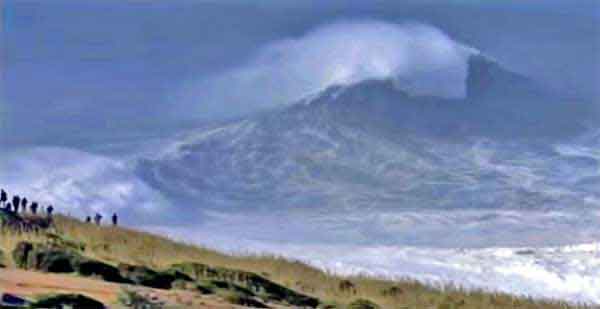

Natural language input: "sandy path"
[0,268,240,308]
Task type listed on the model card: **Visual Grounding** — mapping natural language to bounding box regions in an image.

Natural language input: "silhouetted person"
[5,203,11,213]
[21,198,28,214]
[85,216,91,223]
[111,213,118,226]
[0,189,7,208]
[12,196,20,213]
[30,202,38,215]
[46,205,54,217]
[94,213,102,225]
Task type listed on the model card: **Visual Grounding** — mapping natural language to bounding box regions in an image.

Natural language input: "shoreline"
[143,223,600,305]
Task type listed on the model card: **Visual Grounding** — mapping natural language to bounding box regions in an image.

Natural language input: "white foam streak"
[0,147,167,219]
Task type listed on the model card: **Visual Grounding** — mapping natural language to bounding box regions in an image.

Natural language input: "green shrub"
[347,298,380,309]
[30,293,104,309]
[170,262,320,307]
[220,291,268,308]
[117,289,163,309]
[118,263,191,289]
[0,249,5,267]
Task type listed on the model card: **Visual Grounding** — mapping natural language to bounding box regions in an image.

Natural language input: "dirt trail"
[0,268,240,308]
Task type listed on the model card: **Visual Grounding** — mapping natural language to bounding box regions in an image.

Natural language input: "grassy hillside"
[0,215,592,308]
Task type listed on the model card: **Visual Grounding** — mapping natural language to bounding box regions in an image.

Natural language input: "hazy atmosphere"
[2,0,599,303]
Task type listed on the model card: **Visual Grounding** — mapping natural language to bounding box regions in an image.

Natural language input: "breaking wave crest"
[171,21,476,120]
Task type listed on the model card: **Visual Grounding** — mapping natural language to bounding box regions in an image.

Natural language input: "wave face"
[140,56,596,214]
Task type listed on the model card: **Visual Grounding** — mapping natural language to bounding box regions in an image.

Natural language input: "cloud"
[172,20,476,120]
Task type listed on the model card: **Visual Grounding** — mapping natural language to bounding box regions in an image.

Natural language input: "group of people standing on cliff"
[1,188,118,226]
[1,189,52,217]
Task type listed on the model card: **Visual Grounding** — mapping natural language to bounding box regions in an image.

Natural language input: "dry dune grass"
[0,215,594,308]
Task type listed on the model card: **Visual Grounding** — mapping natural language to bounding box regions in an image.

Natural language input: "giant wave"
[132,50,600,302]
